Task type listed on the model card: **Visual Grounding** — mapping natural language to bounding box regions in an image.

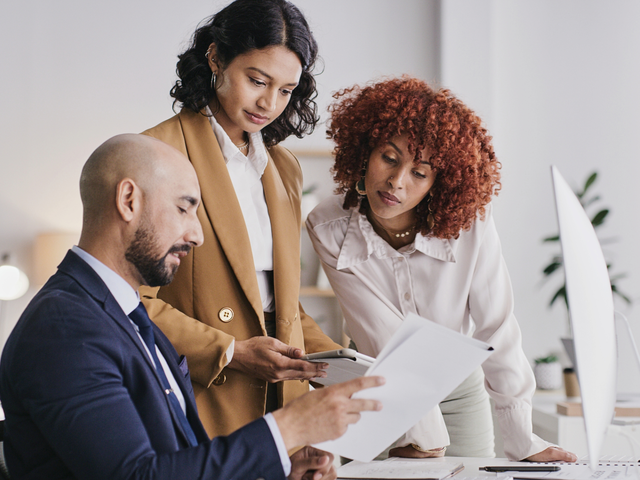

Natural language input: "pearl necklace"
[386,225,414,238]
[235,139,249,152]
[366,209,416,245]
[395,229,412,238]
[373,217,415,239]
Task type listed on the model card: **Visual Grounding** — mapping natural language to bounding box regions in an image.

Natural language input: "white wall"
[5,1,638,391]
[443,0,640,390]
[0,1,439,342]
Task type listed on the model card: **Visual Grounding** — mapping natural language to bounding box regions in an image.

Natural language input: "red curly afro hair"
[327,76,501,239]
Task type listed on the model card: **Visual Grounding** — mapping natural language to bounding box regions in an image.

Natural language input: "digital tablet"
[303,348,375,386]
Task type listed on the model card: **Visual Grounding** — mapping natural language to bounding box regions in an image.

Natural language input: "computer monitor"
[551,166,617,469]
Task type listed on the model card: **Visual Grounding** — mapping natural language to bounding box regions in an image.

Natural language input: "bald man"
[0,134,383,480]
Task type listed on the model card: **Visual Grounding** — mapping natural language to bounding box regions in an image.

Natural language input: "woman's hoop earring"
[427,194,435,230]
[211,72,217,90]
[355,177,366,196]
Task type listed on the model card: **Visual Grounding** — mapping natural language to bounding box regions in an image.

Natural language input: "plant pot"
[534,362,563,390]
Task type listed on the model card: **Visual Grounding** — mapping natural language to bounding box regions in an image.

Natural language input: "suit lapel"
[178,110,264,323]
[58,251,200,445]
[58,252,154,367]
[154,337,207,440]
[262,152,301,345]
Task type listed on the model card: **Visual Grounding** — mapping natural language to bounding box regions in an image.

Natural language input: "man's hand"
[525,446,577,463]
[272,376,385,450]
[228,336,328,382]
[288,447,336,480]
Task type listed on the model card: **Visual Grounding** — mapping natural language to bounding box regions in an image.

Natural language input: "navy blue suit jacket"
[0,251,285,479]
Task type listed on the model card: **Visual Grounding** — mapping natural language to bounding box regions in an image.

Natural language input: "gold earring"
[355,177,366,196]
[427,195,435,230]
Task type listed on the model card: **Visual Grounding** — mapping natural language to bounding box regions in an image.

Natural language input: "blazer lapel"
[178,110,264,322]
[262,152,301,345]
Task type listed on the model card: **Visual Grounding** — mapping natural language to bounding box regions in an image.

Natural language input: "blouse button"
[404,292,411,300]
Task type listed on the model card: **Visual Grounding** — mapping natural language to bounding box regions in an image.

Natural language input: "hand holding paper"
[272,375,385,450]
[315,312,494,462]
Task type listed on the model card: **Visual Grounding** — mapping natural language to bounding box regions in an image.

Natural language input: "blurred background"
[1,0,639,392]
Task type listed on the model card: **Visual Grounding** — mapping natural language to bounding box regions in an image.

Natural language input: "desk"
[532,394,640,458]
[338,456,640,479]
[337,457,515,480]
[337,457,575,479]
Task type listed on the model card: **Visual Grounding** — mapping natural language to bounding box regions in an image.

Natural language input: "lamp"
[33,232,79,286]
[0,253,29,301]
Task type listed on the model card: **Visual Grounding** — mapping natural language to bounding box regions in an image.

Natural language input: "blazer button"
[213,374,227,385]
[218,307,234,323]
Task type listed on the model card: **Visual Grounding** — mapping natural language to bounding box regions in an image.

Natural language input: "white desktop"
[550,165,617,469]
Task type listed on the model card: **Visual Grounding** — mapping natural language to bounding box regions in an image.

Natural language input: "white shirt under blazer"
[306,195,549,461]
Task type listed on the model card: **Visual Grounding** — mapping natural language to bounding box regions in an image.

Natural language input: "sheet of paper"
[509,462,640,480]
[337,457,464,479]
[314,313,493,462]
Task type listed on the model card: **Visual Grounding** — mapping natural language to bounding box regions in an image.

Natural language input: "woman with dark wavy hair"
[140,0,341,456]
[307,77,576,462]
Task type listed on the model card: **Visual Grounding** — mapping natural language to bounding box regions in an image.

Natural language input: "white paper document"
[337,457,464,479]
[314,312,493,462]
[510,461,640,480]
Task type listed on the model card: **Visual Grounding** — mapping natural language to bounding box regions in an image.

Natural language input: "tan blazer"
[140,109,340,438]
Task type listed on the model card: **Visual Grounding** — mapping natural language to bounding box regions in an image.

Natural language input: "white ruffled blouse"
[305,195,549,461]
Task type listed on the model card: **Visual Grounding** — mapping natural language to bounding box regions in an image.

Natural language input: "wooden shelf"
[299,286,335,297]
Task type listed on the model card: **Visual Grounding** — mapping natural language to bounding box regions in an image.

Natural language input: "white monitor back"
[551,166,616,469]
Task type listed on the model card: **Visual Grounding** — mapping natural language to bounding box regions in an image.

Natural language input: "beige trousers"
[440,367,495,457]
[375,367,495,459]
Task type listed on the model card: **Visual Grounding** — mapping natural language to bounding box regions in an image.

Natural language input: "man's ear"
[115,178,141,223]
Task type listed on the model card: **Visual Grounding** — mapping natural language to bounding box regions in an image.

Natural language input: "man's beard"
[125,219,190,287]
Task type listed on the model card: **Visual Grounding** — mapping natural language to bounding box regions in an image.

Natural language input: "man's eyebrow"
[181,196,199,206]
[247,67,299,87]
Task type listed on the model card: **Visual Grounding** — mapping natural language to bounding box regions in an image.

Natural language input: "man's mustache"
[167,244,192,256]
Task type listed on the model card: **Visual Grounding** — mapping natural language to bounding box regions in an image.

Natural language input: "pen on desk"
[481,465,561,472]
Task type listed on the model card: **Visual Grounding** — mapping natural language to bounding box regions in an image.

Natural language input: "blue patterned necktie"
[129,302,198,447]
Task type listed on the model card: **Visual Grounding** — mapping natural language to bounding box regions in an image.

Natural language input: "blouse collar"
[204,106,269,176]
[336,206,457,270]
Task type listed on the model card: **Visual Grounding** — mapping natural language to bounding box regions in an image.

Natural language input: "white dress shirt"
[71,246,290,473]
[206,108,275,313]
[306,196,550,461]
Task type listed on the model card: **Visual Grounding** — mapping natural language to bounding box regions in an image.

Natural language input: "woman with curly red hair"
[306,77,576,462]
